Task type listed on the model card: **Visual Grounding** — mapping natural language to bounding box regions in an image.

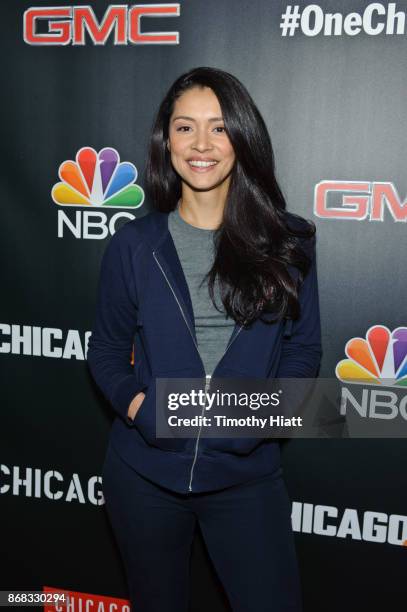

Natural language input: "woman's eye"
[174,125,226,133]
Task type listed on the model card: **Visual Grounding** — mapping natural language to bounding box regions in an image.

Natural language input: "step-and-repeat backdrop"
[1,1,406,610]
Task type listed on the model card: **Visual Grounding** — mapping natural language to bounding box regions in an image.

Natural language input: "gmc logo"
[314,181,407,222]
[23,4,180,45]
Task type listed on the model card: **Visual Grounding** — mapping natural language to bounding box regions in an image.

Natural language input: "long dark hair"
[145,66,316,327]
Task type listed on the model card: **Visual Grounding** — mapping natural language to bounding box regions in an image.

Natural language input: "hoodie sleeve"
[275,235,323,378]
[86,229,148,425]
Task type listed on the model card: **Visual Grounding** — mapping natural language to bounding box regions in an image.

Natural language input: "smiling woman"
[167,87,236,218]
[88,66,322,612]
[145,67,317,328]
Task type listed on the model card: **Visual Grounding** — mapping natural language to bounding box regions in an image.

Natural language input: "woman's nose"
[192,128,213,151]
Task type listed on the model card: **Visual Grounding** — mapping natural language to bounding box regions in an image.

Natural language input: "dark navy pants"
[101,442,303,612]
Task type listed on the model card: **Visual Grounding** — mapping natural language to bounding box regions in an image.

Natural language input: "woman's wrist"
[127,391,145,420]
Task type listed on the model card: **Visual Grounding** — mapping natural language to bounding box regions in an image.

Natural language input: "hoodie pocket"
[130,376,190,453]
[202,437,266,456]
[201,368,269,456]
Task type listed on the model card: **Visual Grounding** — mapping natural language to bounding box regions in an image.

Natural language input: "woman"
[87,66,322,611]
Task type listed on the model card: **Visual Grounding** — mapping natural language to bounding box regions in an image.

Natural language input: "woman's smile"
[187,158,219,172]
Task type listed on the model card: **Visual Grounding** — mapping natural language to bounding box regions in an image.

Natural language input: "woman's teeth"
[188,160,218,167]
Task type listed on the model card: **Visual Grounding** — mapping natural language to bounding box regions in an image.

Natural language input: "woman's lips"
[187,160,219,173]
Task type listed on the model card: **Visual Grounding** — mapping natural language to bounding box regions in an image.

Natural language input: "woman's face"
[167,86,236,194]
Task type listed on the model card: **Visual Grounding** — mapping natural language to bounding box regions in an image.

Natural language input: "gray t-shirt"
[168,206,235,376]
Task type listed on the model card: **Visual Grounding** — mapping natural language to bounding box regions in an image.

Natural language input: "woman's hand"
[127,391,146,421]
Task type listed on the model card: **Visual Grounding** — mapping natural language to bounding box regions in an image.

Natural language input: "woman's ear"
[166,139,170,152]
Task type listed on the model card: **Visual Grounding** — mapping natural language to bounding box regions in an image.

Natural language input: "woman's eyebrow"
[171,115,224,122]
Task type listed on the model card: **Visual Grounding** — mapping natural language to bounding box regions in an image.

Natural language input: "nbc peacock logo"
[52,147,145,209]
[336,325,407,388]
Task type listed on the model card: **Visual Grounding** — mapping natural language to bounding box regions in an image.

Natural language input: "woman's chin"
[179,174,230,193]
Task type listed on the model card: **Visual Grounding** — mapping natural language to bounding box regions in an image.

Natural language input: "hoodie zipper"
[152,250,244,492]
[187,326,244,491]
[188,373,211,491]
[152,251,201,355]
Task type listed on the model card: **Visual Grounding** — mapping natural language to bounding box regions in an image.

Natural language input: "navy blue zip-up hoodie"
[87,209,322,493]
